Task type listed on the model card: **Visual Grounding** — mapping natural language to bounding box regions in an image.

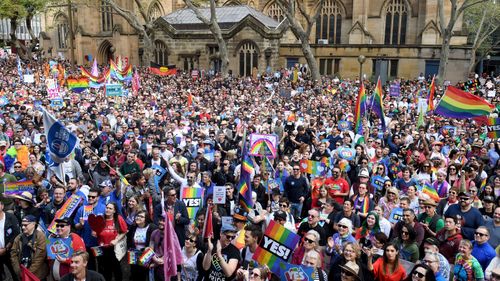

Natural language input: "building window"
[319,58,340,75]
[154,41,168,66]
[238,42,258,77]
[101,0,113,32]
[316,0,342,44]
[389,59,398,77]
[384,0,407,45]
[148,2,164,22]
[265,2,284,22]
[55,15,68,49]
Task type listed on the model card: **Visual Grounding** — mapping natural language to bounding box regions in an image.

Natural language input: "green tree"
[464,1,500,73]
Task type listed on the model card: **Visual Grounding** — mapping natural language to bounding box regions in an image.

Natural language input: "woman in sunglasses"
[126,210,157,281]
[404,263,436,281]
[394,223,419,263]
[366,242,407,281]
[378,187,400,219]
[248,266,270,281]
[180,234,202,281]
[291,230,323,267]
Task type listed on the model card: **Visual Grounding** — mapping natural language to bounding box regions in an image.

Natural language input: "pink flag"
[163,215,183,279]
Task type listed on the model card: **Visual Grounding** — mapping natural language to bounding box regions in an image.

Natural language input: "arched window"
[154,41,168,66]
[315,0,342,44]
[384,0,408,45]
[239,42,258,77]
[101,0,113,32]
[148,2,164,22]
[55,15,68,49]
[265,2,284,22]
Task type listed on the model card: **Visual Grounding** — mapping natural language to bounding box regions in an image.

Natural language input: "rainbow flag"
[427,75,435,111]
[434,86,494,119]
[486,118,500,139]
[181,188,204,220]
[232,229,246,250]
[354,82,367,134]
[66,77,89,93]
[249,138,277,159]
[110,59,133,82]
[238,130,254,212]
[372,76,386,131]
[422,182,440,202]
[299,160,327,176]
[4,180,35,196]
[252,220,301,275]
[47,194,83,233]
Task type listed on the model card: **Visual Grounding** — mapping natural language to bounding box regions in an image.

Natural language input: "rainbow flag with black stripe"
[372,77,386,131]
[354,82,367,134]
[66,77,89,93]
[238,130,254,212]
[252,220,301,274]
[434,86,494,119]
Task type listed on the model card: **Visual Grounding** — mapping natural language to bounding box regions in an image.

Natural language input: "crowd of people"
[0,51,499,281]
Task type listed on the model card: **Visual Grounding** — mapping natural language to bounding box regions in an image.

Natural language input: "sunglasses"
[225,234,235,240]
[402,231,409,235]
[168,194,177,197]
[88,195,97,199]
[413,271,426,278]
[187,238,196,243]
[14,166,21,168]
[250,272,261,278]
[460,198,470,201]
[293,168,300,171]
[21,224,31,227]
[280,204,288,208]
[338,224,348,229]
[56,224,67,228]
[475,232,488,237]
[304,238,315,244]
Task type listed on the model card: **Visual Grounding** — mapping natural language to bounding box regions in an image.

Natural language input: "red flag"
[163,211,183,279]
[187,93,193,107]
[203,205,213,238]
[21,265,40,281]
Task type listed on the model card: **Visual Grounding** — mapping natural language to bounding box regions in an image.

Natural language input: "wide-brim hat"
[12,191,34,204]
[339,261,360,280]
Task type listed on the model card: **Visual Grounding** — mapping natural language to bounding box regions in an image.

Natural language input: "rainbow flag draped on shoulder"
[371,76,386,131]
[354,82,367,134]
[238,129,254,212]
[434,86,494,119]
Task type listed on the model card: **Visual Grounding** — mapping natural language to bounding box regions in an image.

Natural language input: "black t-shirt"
[207,243,241,281]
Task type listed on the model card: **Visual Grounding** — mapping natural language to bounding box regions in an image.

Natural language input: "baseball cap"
[221,224,236,233]
[22,215,37,223]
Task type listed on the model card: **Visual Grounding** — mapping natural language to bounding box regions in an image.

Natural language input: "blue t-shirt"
[444,205,484,240]
[73,202,106,247]
[471,241,496,271]
[98,191,123,214]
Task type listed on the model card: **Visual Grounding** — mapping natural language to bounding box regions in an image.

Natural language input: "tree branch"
[438,0,446,33]
[184,0,211,26]
[458,0,488,16]
[106,0,145,33]
[134,0,148,23]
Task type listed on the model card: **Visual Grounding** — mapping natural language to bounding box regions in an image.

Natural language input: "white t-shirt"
[0,215,5,248]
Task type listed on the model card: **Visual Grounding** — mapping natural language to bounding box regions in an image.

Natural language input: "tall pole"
[67,0,75,69]
[358,55,366,82]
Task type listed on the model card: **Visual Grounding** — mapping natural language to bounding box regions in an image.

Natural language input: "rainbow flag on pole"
[238,129,254,212]
[422,182,440,202]
[434,86,494,119]
[372,76,386,131]
[354,82,367,134]
[427,75,436,111]
[252,221,301,275]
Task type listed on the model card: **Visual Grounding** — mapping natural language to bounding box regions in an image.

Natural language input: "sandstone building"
[41,0,476,81]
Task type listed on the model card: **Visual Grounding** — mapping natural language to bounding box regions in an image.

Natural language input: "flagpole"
[201,204,210,238]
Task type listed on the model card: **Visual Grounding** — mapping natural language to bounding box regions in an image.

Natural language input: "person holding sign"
[48,218,85,280]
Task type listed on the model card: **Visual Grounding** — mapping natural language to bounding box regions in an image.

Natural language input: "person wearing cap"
[0,199,20,281]
[202,223,241,280]
[479,195,496,220]
[98,179,123,214]
[418,199,444,239]
[339,260,362,281]
[423,237,451,280]
[91,156,111,190]
[444,190,484,240]
[471,226,496,272]
[10,215,49,280]
[48,217,86,280]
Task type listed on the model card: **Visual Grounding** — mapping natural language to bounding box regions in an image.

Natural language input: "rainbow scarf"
[238,130,254,212]
[66,77,89,93]
[354,194,370,214]
[252,221,301,275]
[372,76,386,131]
[427,76,436,111]
[354,82,367,134]
[434,86,494,119]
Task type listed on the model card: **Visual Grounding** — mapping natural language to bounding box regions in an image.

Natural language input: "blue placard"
[371,175,386,191]
[338,121,352,131]
[0,96,9,107]
[50,98,63,108]
[105,84,123,96]
[337,147,356,160]
[152,164,166,194]
[47,237,74,259]
[389,207,404,223]
[279,261,314,281]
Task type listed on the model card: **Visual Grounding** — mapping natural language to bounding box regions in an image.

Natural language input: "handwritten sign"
[213,186,226,204]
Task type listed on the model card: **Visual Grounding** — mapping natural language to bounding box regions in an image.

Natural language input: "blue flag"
[42,108,79,163]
